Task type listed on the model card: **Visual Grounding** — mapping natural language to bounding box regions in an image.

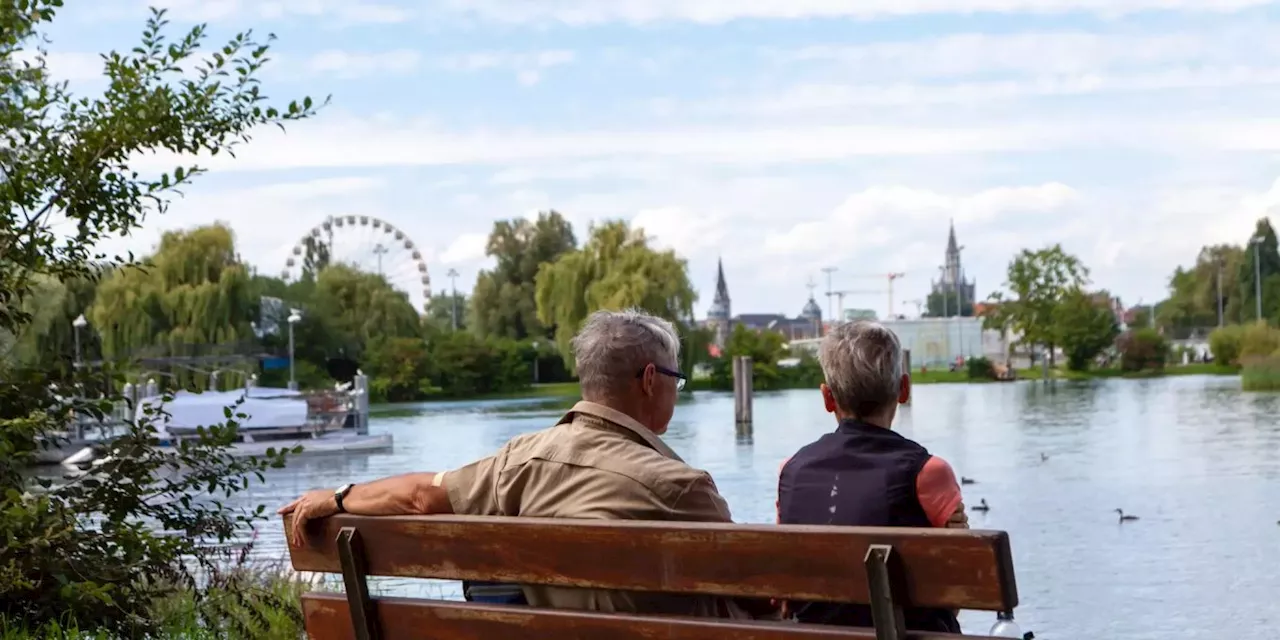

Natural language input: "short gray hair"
[571,308,681,398]
[819,321,904,417]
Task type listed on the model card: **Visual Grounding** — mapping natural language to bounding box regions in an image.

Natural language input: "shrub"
[1241,352,1280,392]
[1240,323,1280,359]
[1118,328,1169,372]
[967,356,997,380]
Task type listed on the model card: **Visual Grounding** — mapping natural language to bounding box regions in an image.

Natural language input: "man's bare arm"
[278,472,453,547]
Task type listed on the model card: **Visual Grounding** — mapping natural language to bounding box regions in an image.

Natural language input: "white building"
[789,317,1012,368]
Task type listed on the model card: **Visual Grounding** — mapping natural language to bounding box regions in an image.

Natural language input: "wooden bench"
[283,514,1021,640]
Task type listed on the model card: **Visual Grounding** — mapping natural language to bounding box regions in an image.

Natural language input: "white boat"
[139,386,350,442]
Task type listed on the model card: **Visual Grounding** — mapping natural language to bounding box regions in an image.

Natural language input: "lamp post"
[1251,236,1264,322]
[446,268,460,330]
[531,341,540,384]
[1216,257,1224,328]
[287,309,302,391]
[72,313,87,367]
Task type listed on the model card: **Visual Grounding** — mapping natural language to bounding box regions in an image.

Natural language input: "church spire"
[946,218,959,257]
[714,257,730,305]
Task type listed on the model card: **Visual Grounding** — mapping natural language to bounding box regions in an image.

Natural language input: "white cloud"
[439,233,488,263]
[705,68,1280,113]
[429,0,1272,25]
[631,207,729,257]
[433,50,576,85]
[143,0,411,24]
[304,49,422,77]
[763,183,1079,260]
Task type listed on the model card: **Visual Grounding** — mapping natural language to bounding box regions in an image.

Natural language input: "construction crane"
[848,272,907,319]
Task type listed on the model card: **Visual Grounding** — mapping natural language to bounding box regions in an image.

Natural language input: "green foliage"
[425,291,467,331]
[1117,328,1169,372]
[711,324,787,389]
[1,3,320,634]
[1239,322,1280,359]
[88,224,254,362]
[1241,354,1280,391]
[471,211,576,340]
[967,356,996,380]
[427,331,528,398]
[1239,218,1280,323]
[535,220,697,372]
[926,290,973,317]
[984,244,1089,367]
[1055,288,1120,371]
[309,264,421,354]
[1209,325,1245,365]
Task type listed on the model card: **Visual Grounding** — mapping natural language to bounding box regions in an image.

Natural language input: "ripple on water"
[242,376,1279,639]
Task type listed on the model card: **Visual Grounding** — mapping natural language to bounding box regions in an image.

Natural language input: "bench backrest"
[284,514,1019,640]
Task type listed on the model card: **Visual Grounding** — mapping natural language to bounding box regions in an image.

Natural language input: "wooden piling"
[733,356,753,427]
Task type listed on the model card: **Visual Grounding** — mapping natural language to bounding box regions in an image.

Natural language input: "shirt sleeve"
[670,472,734,523]
[443,453,504,516]
[775,455,792,524]
[916,456,963,528]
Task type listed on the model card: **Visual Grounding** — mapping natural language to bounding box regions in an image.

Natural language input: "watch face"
[336,483,352,496]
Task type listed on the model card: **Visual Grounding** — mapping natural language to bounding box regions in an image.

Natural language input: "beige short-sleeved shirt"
[441,400,747,618]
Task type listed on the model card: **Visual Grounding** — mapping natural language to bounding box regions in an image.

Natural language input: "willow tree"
[535,220,696,370]
[88,223,253,360]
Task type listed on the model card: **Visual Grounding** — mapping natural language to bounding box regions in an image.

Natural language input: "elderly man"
[776,321,967,633]
[280,308,761,618]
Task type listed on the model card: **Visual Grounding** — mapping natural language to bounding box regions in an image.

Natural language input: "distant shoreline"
[410,364,1240,403]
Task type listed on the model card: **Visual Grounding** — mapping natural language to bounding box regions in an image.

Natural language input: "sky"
[35,0,1280,319]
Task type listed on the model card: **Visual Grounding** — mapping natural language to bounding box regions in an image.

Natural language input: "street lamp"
[531,341,540,384]
[72,313,88,366]
[1251,236,1265,322]
[287,309,302,391]
[446,268,460,331]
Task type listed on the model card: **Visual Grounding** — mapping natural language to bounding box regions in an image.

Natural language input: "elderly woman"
[280,309,761,618]
[775,320,968,633]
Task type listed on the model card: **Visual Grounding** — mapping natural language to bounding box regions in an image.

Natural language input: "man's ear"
[897,373,911,405]
[820,383,837,413]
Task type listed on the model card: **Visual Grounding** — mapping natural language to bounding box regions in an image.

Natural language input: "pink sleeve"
[916,456,963,528]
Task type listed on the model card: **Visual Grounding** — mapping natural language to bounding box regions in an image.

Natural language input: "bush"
[1240,323,1280,359]
[967,356,997,380]
[1242,352,1280,392]
[1118,328,1169,372]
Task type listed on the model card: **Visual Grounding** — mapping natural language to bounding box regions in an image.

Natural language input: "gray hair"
[819,321,904,417]
[571,308,681,398]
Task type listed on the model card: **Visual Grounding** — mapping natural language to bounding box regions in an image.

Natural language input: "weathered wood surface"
[299,594,1006,640]
[284,514,1017,611]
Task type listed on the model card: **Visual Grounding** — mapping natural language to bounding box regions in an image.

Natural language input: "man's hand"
[946,502,969,529]
[278,488,339,548]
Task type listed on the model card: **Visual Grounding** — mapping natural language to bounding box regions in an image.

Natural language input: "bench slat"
[300,593,1005,640]
[285,515,1017,611]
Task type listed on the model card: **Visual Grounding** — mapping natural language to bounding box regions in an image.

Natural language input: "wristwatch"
[334,483,354,513]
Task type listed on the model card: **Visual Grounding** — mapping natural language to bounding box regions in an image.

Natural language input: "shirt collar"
[556,400,685,463]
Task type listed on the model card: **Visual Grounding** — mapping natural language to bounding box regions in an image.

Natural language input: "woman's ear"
[820,383,837,413]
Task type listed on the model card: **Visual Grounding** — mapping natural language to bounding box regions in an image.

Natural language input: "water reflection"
[228,376,1277,639]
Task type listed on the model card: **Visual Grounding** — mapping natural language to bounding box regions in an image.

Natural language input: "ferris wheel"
[281,215,432,313]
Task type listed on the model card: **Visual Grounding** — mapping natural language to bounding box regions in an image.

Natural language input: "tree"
[1055,288,1120,371]
[309,264,422,356]
[983,245,1088,369]
[1,4,320,633]
[926,290,973,317]
[535,220,697,371]
[711,323,788,389]
[1239,218,1280,323]
[1157,243,1246,333]
[471,211,576,340]
[426,291,468,331]
[88,224,255,363]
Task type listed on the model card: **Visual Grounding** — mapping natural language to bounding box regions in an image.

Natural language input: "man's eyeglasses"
[636,365,687,391]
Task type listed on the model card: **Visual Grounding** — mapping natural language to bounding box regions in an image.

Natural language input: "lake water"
[241,376,1280,639]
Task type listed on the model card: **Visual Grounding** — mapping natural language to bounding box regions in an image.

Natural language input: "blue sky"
[42,0,1280,318]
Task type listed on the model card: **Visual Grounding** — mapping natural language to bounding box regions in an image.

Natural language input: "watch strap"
[335,483,353,513]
